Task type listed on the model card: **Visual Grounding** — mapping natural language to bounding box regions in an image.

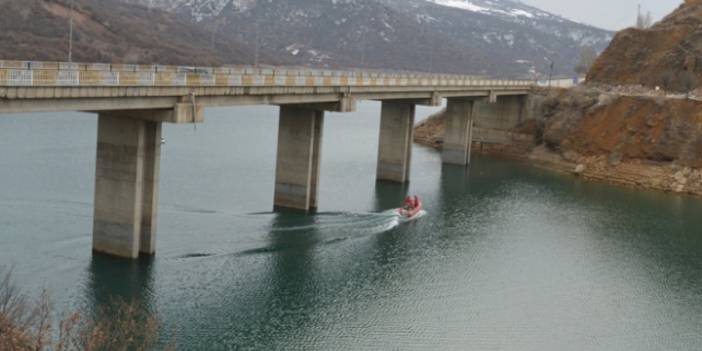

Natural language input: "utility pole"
[254,20,260,67]
[425,26,434,73]
[68,0,75,62]
[547,58,554,89]
[360,30,367,67]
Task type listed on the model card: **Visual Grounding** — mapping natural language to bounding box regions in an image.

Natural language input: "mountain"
[0,0,256,66]
[122,0,613,77]
[0,0,612,77]
[588,0,702,92]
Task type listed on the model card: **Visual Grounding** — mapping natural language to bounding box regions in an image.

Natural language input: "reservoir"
[2,102,702,350]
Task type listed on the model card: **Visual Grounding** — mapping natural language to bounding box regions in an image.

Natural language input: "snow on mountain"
[121,0,613,77]
[428,0,543,18]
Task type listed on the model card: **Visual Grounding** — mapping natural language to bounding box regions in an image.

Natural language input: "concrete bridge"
[0,59,532,259]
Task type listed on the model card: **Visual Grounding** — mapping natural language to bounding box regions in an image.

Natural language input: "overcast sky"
[521,0,683,30]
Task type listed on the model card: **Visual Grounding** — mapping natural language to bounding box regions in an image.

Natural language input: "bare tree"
[0,268,169,351]
[575,46,598,76]
[636,5,654,29]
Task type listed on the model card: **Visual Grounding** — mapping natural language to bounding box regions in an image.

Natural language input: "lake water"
[2,102,702,350]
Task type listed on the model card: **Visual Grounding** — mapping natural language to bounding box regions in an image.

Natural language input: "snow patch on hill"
[427,0,543,18]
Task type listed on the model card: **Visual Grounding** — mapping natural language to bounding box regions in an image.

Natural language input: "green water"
[2,102,702,350]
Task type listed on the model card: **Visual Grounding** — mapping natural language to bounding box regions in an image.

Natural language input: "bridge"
[0,59,533,259]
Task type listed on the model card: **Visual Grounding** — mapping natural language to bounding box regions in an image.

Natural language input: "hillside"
[0,0,611,76]
[588,0,702,92]
[122,0,612,77]
[413,0,702,196]
[0,0,255,65]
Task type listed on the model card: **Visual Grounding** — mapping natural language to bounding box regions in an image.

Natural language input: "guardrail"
[0,59,534,88]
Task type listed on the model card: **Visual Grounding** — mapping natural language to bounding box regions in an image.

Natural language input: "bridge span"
[0,59,533,258]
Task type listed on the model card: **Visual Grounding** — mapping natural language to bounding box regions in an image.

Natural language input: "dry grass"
[0,268,170,351]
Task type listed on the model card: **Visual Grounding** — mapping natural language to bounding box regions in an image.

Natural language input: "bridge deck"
[0,60,532,114]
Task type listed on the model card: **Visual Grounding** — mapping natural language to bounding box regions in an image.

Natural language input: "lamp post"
[68,0,75,62]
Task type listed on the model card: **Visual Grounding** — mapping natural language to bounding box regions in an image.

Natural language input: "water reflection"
[373,181,409,211]
[237,212,322,349]
[83,255,155,317]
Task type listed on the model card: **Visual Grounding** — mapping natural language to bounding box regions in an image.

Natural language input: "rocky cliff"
[588,0,702,92]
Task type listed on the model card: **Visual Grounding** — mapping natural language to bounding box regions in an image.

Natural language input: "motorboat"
[398,196,423,219]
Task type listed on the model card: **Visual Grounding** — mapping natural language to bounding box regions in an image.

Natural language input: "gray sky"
[521,0,683,30]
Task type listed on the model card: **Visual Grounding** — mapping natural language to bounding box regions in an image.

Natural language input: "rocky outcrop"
[541,88,702,169]
[587,0,702,92]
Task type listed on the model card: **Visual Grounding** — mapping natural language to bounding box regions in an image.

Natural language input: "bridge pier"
[274,106,324,211]
[92,105,201,259]
[92,114,162,259]
[376,101,415,183]
[442,98,475,166]
[472,95,526,142]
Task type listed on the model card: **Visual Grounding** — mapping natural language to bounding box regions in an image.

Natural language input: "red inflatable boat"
[398,196,423,219]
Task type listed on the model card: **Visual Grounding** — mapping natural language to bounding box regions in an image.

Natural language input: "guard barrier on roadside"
[0,59,534,88]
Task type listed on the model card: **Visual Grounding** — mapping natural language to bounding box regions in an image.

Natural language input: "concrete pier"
[442,98,475,166]
[139,121,162,255]
[377,102,415,183]
[274,106,324,211]
[92,114,162,258]
[475,95,525,130]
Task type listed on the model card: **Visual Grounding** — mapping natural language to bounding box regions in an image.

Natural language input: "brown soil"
[414,87,702,197]
[541,88,702,169]
[415,110,446,149]
[588,0,702,92]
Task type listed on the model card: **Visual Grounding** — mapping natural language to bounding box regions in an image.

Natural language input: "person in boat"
[400,196,422,217]
[402,197,414,210]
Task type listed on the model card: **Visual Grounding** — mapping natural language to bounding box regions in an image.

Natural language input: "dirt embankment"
[414,87,702,196]
[587,0,702,92]
[538,87,702,195]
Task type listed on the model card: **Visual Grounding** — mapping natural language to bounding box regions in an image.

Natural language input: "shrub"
[0,268,170,351]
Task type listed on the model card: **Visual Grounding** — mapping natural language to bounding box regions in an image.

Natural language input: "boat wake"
[175,209,425,260]
[269,210,402,237]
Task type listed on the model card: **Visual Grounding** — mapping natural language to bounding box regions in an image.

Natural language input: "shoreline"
[414,105,702,198]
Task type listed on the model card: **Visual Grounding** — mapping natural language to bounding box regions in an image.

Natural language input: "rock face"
[120,0,612,76]
[541,89,702,169]
[588,0,702,92]
[0,0,255,65]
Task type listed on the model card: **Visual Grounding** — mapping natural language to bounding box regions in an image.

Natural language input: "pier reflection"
[83,254,156,318]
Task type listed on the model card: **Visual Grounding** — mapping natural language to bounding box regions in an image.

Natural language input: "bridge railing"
[0,59,533,88]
